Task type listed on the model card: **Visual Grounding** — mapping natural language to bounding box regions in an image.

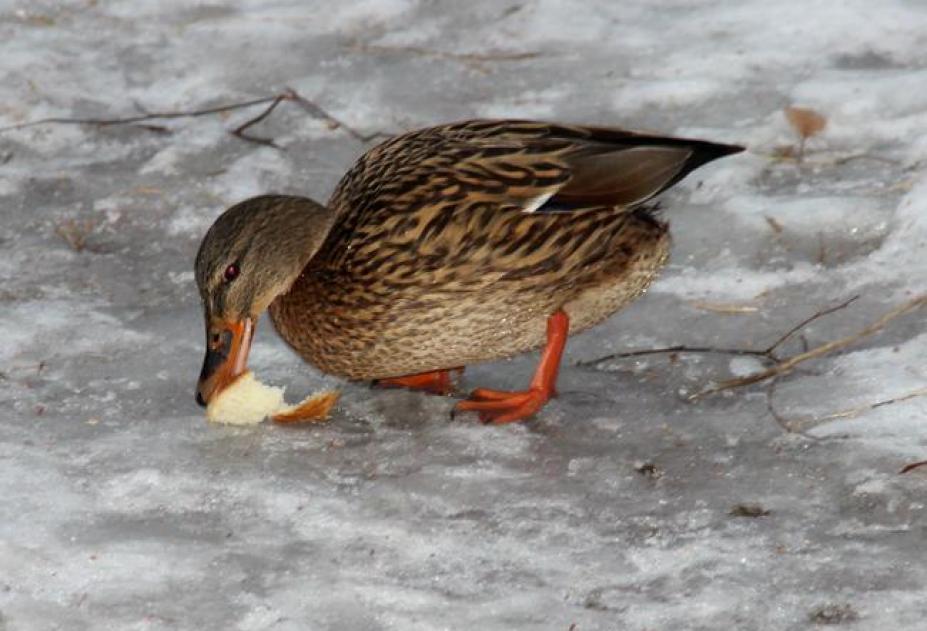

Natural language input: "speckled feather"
[268,120,742,380]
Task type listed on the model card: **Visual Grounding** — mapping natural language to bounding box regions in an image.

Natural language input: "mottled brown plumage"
[194,120,743,421]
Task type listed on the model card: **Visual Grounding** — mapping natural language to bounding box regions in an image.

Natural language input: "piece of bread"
[205,371,285,425]
[272,390,340,424]
[205,371,339,425]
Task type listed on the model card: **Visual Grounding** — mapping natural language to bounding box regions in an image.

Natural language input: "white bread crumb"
[205,371,339,425]
[205,371,285,425]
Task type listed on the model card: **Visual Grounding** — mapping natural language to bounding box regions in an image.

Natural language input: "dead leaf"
[785,106,827,140]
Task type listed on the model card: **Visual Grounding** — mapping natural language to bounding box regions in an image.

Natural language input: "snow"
[3,0,927,629]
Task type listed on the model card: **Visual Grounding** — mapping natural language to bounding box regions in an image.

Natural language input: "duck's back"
[269,120,740,379]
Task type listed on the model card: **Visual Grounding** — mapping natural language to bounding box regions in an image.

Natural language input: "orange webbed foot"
[453,310,569,425]
[374,369,461,396]
[455,387,553,424]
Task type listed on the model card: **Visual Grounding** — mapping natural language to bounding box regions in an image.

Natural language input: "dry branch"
[346,42,541,72]
[0,88,391,147]
[772,383,927,436]
[0,95,280,133]
[901,459,927,474]
[282,88,393,143]
[691,294,927,400]
[577,295,859,369]
[688,300,760,314]
[230,93,288,147]
[575,344,769,365]
[764,295,860,355]
[578,293,927,426]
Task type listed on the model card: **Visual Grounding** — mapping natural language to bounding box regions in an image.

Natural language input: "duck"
[194,120,743,424]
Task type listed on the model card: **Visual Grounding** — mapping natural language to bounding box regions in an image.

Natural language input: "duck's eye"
[223,263,240,283]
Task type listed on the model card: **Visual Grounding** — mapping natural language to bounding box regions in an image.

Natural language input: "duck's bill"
[195,318,254,407]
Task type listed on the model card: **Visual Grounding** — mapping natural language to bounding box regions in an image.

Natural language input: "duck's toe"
[455,387,551,424]
[374,368,461,395]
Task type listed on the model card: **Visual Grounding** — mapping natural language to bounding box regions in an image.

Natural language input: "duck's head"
[193,194,334,407]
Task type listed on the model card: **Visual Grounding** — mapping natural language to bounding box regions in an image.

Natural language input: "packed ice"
[2,0,927,629]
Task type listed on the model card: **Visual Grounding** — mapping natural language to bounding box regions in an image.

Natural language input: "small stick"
[346,42,541,73]
[577,295,859,368]
[690,294,927,400]
[0,88,392,146]
[689,300,760,314]
[283,87,393,143]
[0,95,280,133]
[901,460,927,474]
[764,378,817,438]
[575,344,770,367]
[230,93,288,147]
[763,295,859,356]
[775,384,927,435]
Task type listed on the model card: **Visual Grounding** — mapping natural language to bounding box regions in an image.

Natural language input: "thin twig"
[346,42,541,73]
[689,300,760,314]
[777,384,927,435]
[759,150,900,167]
[765,378,807,437]
[0,88,392,146]
[0,95,280,133]
[576,295,859,369]
[901,460,927,474]
[575,344,769,367]
[131,123,171,134]
[690,294,927,400]
[230,93,288,147]
[763,295,859,355]
[832,153,901,166]
[283,87,393,143]
[766,377,860,442]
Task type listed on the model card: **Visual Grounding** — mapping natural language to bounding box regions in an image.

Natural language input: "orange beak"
[195,318,254,407]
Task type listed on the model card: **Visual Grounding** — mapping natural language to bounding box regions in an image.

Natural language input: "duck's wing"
[427,120,744,211]
[316,120,743,267]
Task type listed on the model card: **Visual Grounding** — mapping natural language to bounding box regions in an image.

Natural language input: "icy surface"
[2,1,927,629]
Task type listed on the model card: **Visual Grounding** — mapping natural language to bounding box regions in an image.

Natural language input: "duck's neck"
[266,264,334,372]
[247,195,337,315]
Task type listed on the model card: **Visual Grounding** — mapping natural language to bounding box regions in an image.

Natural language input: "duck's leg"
[456,310,568,424]
[374,369,461,395]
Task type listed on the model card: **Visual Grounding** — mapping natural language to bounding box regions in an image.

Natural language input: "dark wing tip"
[710,141,747,157]
[669,139,744,183]
[687,139,746,164]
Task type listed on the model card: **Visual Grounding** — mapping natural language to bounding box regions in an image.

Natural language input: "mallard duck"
[194,120,742,423]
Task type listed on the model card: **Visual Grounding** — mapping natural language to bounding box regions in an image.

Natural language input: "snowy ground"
[2,1,927,629]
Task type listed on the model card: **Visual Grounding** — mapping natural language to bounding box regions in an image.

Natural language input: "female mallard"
[194,120,742,423]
